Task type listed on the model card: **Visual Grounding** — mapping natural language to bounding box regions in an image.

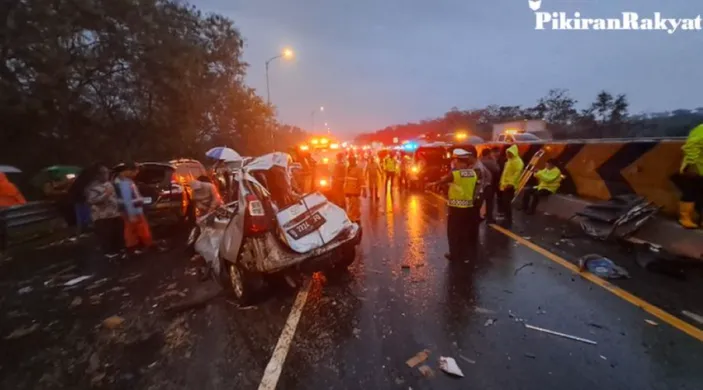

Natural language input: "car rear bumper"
[238,223,360,274]
[143,200,187,224]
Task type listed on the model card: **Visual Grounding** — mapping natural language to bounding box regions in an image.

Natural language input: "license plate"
[143,197,152,205]
[287,212,326,240]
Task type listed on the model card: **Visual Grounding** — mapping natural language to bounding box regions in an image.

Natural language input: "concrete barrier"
[479,139,686,216]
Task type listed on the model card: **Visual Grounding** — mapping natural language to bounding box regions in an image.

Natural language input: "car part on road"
[439,356,464,377]
[574,195,659,241]
[406,350,430,368]
[578,254,630,279]
[525,324,598,345]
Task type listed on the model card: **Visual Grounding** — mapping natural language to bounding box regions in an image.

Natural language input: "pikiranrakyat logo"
[528,1,701,34]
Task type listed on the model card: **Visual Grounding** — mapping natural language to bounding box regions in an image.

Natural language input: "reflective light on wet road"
[5,189,703,389]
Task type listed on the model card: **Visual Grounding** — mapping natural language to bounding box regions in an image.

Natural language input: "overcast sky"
[192,0,702,136]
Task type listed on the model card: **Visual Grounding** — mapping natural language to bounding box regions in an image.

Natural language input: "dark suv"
[406,144,451,189]
[113,159,208,225]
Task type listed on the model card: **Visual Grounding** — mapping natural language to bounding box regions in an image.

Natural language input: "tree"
[0,0,297,173]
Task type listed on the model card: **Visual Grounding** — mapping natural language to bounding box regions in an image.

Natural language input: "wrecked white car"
[191,152,361,303]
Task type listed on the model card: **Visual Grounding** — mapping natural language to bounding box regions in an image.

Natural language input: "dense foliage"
[356,89,703,145]
[0,0,305,172]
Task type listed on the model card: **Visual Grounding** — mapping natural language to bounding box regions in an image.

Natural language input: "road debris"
[578,255,629,279]
[86,278,109,290]
[600,355,608,360]
[18,286,33,294]
[514,262,534,275]
[64,275,93,287]
[439,357,464,377]
[474,307,496,315]
[508,310,525,323]
[525,324,597,345]
[102,316,125,329]
[644,319,659,326]
[458,355,476,364]
[352,327,361,338]
[406,349,430,368]
[401,264,411,270]
[524,353,537,359]
[70,296,83,307]
[682,310,703,325]
[484,318,496,327]
[4,323,40,339]
[587,322,605,329]
[418,365,435,378]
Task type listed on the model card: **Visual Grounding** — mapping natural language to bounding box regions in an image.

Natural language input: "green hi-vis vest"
[448,169,477,208]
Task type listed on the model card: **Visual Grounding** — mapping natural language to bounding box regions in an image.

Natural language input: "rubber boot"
[679,202,699,229]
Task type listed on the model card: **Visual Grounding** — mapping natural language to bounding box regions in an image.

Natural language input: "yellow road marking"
[258,279,312,390]
[490,224,703,343]
[428,191,703,342]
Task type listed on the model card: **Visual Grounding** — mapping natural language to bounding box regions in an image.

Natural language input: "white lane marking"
[258,279,312,390]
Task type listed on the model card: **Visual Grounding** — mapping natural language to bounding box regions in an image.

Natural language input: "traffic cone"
[678,202,699,229]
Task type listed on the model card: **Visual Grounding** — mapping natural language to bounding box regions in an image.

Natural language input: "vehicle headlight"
[319,178,329,187]
[410,165,419,173]
[322,157,329,164]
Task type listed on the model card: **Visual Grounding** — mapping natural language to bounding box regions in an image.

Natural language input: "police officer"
[344,155,365,223]
[432,146,483,261]
[331,152,347,208]
[383,153,397,192]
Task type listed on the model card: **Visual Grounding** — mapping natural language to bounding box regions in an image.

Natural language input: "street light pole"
[311,106,324,133]
[265,55,281,105]
[265,48,294,106]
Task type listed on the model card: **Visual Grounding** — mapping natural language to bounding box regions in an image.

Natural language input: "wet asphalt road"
[1,189,703,389]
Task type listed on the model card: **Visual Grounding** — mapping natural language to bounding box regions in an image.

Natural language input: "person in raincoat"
[521,159,562,215]
[675,124,703,228]
[365,155,382,200]
[344,155,365,223]
[383,153,397,192]
[0,173,26,208]
[430,147,484,261]
[330,153,347,208]
[499,144,524,224]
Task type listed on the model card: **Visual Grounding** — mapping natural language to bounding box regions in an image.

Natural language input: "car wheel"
[225,262,262,304]
[333,244,357,272]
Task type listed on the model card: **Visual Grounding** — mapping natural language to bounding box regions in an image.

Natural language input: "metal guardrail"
[0,201,61,250]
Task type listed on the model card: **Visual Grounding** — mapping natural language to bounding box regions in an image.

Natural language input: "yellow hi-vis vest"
[448,169,477,208]
[384,157,396,172]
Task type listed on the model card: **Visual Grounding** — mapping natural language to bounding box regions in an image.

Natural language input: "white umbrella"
[0,165,21,173]
[206,147,242,162]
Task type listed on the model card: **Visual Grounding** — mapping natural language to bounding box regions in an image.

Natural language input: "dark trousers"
[385,172,395,191]
[521,187,552,214]
[368,176,379,198]
[447,206,480,260]
[94,217,124,254]
[483,185,496,222]
[501,186,516,223]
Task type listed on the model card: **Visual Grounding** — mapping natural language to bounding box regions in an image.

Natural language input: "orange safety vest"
[344,166,364,196]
